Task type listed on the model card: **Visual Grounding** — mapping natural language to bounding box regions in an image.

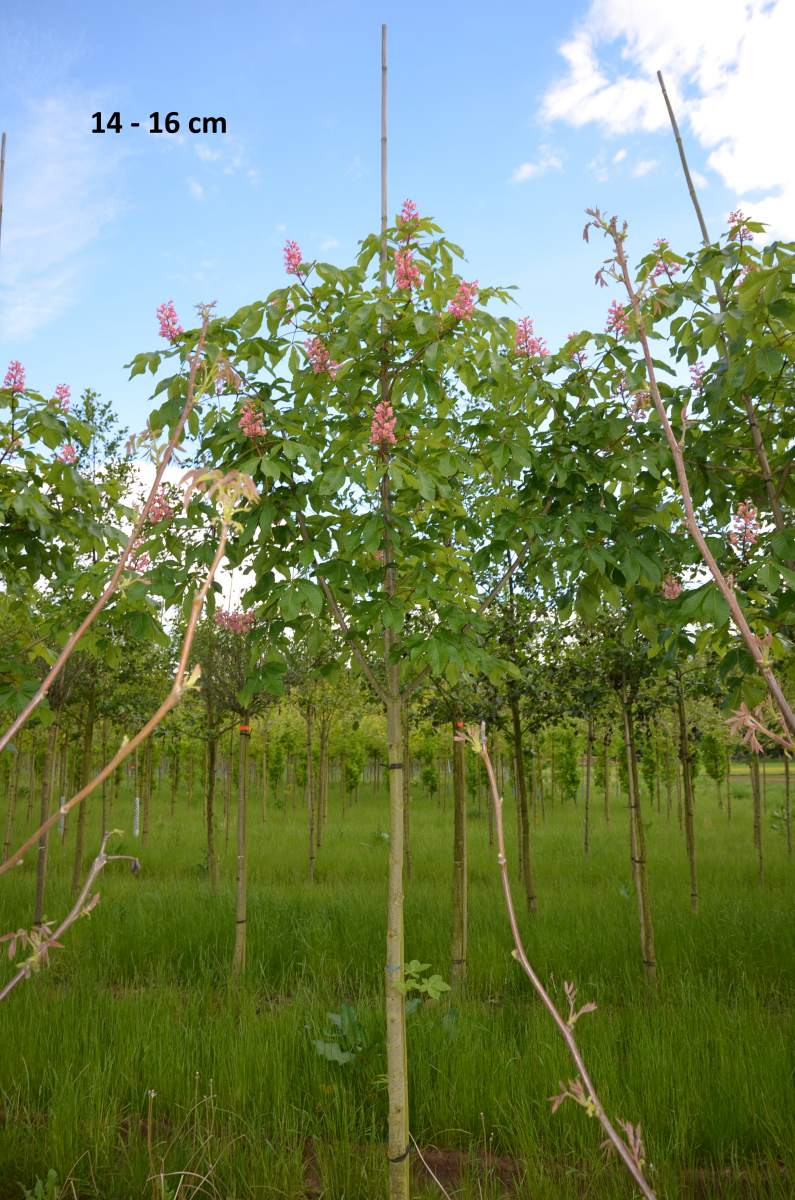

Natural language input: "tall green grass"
[0,769,792,1197]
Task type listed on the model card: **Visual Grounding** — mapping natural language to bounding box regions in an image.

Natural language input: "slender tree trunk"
[100,719,109,835]
[306,702,316,882]
[170,744,180,818]
[750,755,764,884]
[603,733,611,824]
[510,699,537,915]
[726,756,732,822]
[206,728,219,888]
[317,717,329,850]
[71,693,96,896]
[2,743,22,862]
[451,720,468,989]
[385,676,408,1200]
[402,712,412,882]
[784,756,792,857]
[233,715,249,976]
[584,714,593,856]
[676,680,699,914]
[621,694,657,986]
[25,740,37,821]
[142,736,153,845]
[34,720,60,925]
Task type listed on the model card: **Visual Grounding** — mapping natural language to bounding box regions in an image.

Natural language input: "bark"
[34,721,60,926]
[261,744,268,823]
[100,719,109,835]
[750,756,764,884]
[784,756,791,857]
[602,732,611,825]
[206,728,219,889]
[450,721,468,989]
[402,712,412,882]
[584,714,594,856]
[170,744,180,818]
[305,702,316,881]
[621,695,657,986]
[2,741,22,862]
[233,717,249,976]
[510,699,537,915]
[71,693,96,896]
[676,681,699,914]
[142,736,153,845]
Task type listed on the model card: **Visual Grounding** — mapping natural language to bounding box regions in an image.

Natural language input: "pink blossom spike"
[283,240,303,274]
[3,360,25,392]
[157,301,183,342]
[448,280,478,320]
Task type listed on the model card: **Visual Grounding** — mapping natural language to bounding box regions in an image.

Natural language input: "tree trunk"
[621,695,657,986]
[206,728,219,889]
[676,680,699,914]
[602,732,611,824]
[100,719,109,836]
[584,714,593,856]
[306,703,316,882]
[402,712,412,882]
[233,716,249,976]
[385,679,409,1200]
[34,720,59,925]
[784,756,791,857]
[725,756,732,822]
[142,736,153,845]
[2,742,22,862]
[71,693,96,896]
[510,699,537,915]
[170,744,180,818]
[450,720,468,989]
[750,755,764,884]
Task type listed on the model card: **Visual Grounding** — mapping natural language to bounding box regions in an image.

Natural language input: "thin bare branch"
[458,722,657,1200]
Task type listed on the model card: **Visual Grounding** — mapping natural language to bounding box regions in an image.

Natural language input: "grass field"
[0,766,793,1198]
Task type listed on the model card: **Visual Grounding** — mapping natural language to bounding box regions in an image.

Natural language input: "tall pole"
[0,133,6,255]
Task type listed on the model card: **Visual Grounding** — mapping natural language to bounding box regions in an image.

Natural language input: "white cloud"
[692,170,708,189]
[194,142,221,163]
[632,158,659,177]
[511,145,563,183]
[542,0,795,235]
[187,177,204,200]
[612,147,627,163]
[320,236,340,252]
[0,93,125,339]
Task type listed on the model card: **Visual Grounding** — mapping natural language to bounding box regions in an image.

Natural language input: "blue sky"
[1,0,791,431]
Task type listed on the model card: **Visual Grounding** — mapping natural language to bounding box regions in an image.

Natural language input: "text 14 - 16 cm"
[91,112,227,134]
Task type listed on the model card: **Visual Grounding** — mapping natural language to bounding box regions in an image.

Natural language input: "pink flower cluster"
[214,609,255,633]
[514,317,548,358]
[606,300,630,337]
[305,336,339,379]
[397,198,420,235]
[689,360,706,390]
[727,210,753,244]
[728,500,759,551]
[448,279,478,320]
[568,332,587,367]
[651,238,680,280]
[395,247,422,291]
[58,444,77,464]
[3,360,25,392]
[662,574,682,600]
[148,489,174,523]
[284,240,303,274]
[239,401,267,438]
[54,383,71,412]
[157,301,183,342]
[370,398,397,449]
[128,539,151,574]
